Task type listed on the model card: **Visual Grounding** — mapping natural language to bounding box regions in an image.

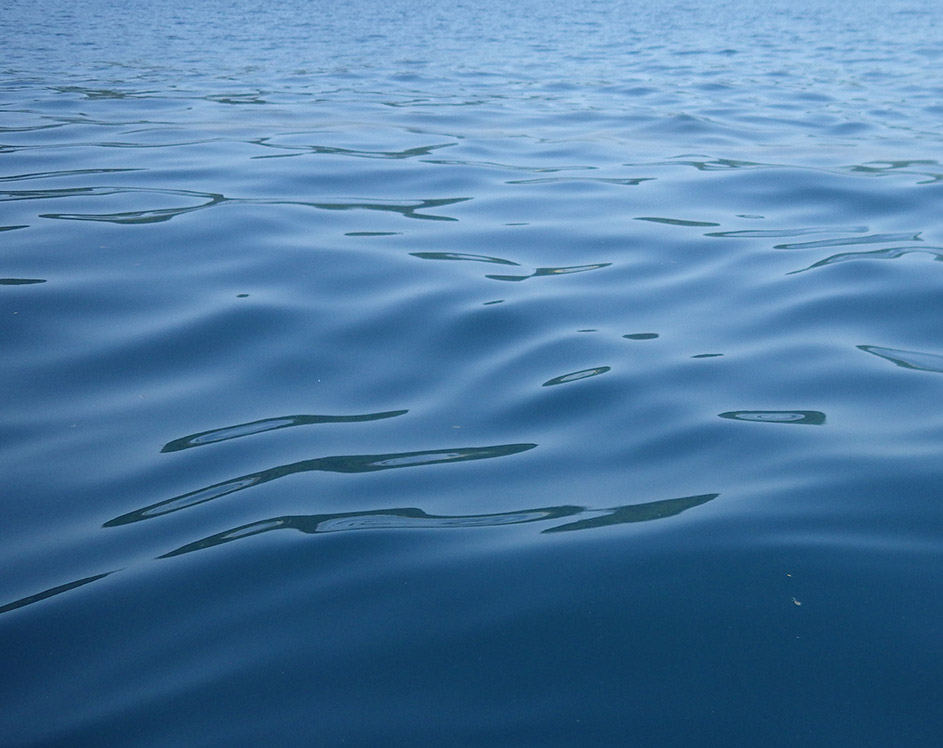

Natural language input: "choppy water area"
[2,0,943,744]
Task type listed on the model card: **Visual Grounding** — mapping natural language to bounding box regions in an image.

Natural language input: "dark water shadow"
[422,158,593,174]
[847,159,943,183]
[787,246,943,274]
[52,85,156,100]
[206,93,267,105]
[0,572,118,615]
[543,492,719,532]
[16,186,227,224]
[302,196,470,221]
[858,345,943,373]
[507,177,652,186]
[634,157,943,184]
[10,185,471,224]
[161,410,409,452]
[40,197,222,224]
[105,443,538,526]
[772,232,920,250]
[411,252,611,282]
[719,410,826,425]
[1,492,717,615]
[410,251,520,266]
[160,492,720,557]
[485,263,611,282]
[2,186,129,203]
[645,157,765,171]
[542,366,610,386]
[251,140,456,160]
[0,278,46,285]
[0,168,144,183]
[705,225,869,238]
[635,216,720,227]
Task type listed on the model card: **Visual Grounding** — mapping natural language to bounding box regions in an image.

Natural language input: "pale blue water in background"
[2,0,943,745]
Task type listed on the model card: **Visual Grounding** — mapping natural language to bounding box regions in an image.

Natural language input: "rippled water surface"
[3,0,943,745]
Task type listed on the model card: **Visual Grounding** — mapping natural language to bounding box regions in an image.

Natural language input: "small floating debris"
[623,332,658,340]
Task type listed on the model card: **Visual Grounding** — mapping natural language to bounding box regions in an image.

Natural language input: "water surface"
[2,1,942,745]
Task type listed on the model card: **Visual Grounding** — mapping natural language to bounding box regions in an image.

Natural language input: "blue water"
[2,0,943,744]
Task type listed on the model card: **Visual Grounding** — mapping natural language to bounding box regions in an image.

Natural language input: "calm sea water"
[2,0,943,745]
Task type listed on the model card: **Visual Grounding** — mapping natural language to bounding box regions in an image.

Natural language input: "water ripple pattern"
[2,0,943,746]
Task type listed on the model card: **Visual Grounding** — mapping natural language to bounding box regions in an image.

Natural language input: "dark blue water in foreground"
[2,0,943,744]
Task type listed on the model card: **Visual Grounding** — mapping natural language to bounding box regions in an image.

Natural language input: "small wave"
[506,177,652,185]
[635,216,720,227]
[161,410,408,452]
[718,411,826,425]
[0,168,143,183]
[105,443,538,526]
[410,251,520,266]
[705,226,869,238]
[773,232,920,250]
[787,246,943,274]
[0,278,46,285]
[542,366,611,387]
[0,571,118,615]
[160,492,718,557]
[2,491,719,614]
[486,263,611,282]
[858,345,943,374]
